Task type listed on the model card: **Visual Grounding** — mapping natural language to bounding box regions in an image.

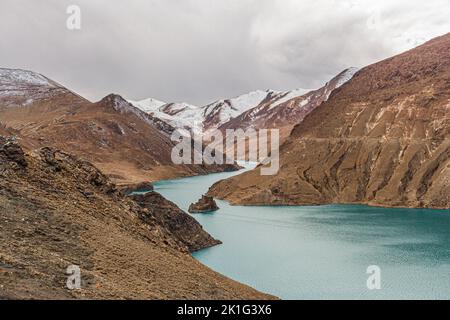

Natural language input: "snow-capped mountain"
[102,94,176,135]
[129,87,314,135]
[130,97,166,112]
[0,68,54,89]
[128,68,358,139]
[201,90,281,131]
[219,67,360,143]
[129,99,203,135]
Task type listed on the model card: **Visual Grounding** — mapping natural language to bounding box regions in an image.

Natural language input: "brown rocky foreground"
[131,192,221,251]
[209,33,450,209]
[0,137,275,299]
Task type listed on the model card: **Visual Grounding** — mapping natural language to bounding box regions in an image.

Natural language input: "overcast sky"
[1,0,449,105]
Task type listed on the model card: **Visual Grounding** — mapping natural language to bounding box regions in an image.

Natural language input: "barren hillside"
[209,33,450,209]
[0,137,274,299]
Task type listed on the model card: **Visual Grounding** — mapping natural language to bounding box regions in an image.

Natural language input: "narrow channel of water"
[153,165,450,300]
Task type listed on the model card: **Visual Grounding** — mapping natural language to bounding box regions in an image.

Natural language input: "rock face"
[209,33,450,209]
[0,136,27,168]
[130,192,221,251]
[0,140,274,300]
[189,195,219,213]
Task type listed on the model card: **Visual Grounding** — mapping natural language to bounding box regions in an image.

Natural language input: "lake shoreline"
[153,167,450,300]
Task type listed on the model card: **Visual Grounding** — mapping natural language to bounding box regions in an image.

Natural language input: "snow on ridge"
[268,87,312,110]
[335,67,359,89]
[0,68,55,88]
[129,90,275,134]
[226,89,273,112]
[129,98,204,135]
[129,98,166,113]
[106,94,174,134]
[129,86,312,134]
[203,89,277,126]
[0,68,75,104]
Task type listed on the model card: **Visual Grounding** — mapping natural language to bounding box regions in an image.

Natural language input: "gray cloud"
[1,0,449,105]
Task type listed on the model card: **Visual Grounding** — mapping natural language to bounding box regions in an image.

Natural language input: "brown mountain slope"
[209,33,450,209]
[0,69,236,185]
[0,137,274,299]
[0,125,10,136]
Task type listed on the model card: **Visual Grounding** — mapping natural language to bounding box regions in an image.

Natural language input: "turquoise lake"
[153,165,450,300]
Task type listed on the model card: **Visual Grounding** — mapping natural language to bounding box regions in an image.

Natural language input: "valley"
[0,137,274,299]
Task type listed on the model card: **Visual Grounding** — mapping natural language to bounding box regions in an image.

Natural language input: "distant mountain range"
[129,67,358,143]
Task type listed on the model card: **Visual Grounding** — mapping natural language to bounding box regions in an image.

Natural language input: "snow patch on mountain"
[104,94,171,134]
[267,88,312,110]
[335,67,359,89]
[203,90,275,125]
[130,98,166,113]
[129,68,358,136]
[130,99,204,135]
[0,68,80,106]
[129,87,311,134]
[0,68,55,88]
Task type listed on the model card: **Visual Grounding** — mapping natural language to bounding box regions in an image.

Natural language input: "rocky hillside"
[130,192,221,252]
[0,69,237,185]
[0,137,274,299]
[0,124,11,136]
[209,33,450,209]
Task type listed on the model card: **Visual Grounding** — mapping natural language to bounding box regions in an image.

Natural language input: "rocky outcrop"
[130,192,221,252]
[209,33,450,209]
[0,136,27,168]
[0,140,274,299]
[189,195,219,213]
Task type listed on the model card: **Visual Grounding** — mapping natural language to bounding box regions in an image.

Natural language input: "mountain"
[0,68,237,185]
[0,137,273,299]
[209,33,450,209]
[129,69,357,157]
[0,68,84,106]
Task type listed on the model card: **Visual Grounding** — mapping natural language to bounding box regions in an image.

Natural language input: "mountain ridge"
[208,33,450,209]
